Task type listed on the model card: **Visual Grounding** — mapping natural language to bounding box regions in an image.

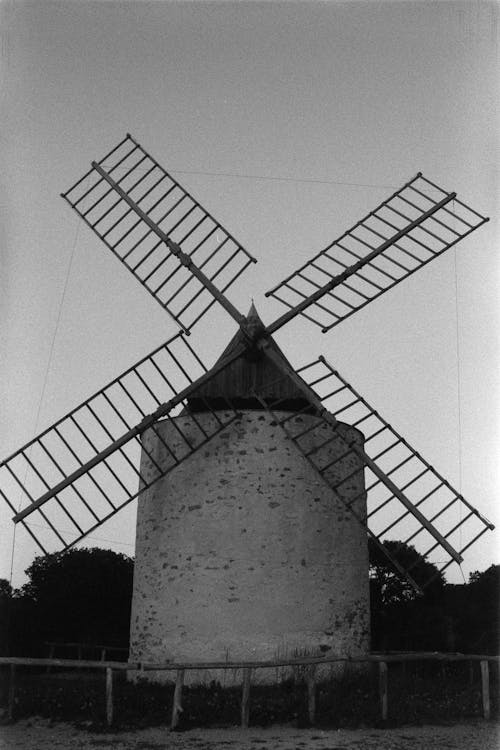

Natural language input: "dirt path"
[0,720,499,750]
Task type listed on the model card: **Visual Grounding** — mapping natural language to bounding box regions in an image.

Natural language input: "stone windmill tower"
[130,303,369,670]
[1,134,494,675]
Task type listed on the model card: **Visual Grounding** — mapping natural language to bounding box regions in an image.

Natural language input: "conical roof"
[185,304,312,412]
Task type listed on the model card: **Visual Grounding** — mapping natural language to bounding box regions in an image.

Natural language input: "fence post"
[378,661,388,721]
[171,669,185,730]
[480,660,490,720]
[241,667,252,728]
[46,644,55,673]
[105,667,114,726]
[306,665,316,725]
[7,664,16,721]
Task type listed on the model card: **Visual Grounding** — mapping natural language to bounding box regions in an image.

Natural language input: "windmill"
[1,134,494,671]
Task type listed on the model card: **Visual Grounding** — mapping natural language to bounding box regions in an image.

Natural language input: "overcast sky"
[1,0,498,587]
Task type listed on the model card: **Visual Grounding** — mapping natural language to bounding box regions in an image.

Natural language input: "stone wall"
[129,409,370,683]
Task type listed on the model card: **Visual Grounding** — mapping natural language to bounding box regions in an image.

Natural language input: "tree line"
[369,540,499,654]
[0,548,133,658]
[0,543,498,657]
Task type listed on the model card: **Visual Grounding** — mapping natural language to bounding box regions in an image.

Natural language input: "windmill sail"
[62,134,256,332]
[0,333,241,553]
[266,173,488,334]
[254,352,493,588]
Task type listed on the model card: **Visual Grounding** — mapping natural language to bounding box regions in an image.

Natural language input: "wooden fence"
[0,652,498,729]
[45,641,128,662]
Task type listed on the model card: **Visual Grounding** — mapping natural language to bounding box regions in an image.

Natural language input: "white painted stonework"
[129,409,370,682]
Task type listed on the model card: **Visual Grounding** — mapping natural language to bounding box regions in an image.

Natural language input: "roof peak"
[244,301,265,340]
[247,300,259,319]
[184,301,311,410]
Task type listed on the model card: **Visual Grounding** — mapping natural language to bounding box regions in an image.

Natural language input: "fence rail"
[1,652,498,727]
[45,641,128,663]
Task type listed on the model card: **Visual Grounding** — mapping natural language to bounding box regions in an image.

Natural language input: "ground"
[0,720,499,750]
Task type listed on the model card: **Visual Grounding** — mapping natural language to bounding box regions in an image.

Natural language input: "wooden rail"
[0,652,498,728]
[45,641,128,663]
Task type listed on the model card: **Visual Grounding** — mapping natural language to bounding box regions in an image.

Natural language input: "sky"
[0,0,498,587]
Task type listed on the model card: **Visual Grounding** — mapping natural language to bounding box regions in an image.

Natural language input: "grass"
[1,661,498,730]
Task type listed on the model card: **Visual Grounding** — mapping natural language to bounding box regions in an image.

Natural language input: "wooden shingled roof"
[185,304,312,412]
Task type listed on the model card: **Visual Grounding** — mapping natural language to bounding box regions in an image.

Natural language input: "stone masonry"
[129,408,370,683]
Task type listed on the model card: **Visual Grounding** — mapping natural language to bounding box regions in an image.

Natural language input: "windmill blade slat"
[293,356,494,585]
[435,525,491,585]
[266,173,488,334]
[0,333,224,552]
[0,479,53,554]
[62,133,256,332]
